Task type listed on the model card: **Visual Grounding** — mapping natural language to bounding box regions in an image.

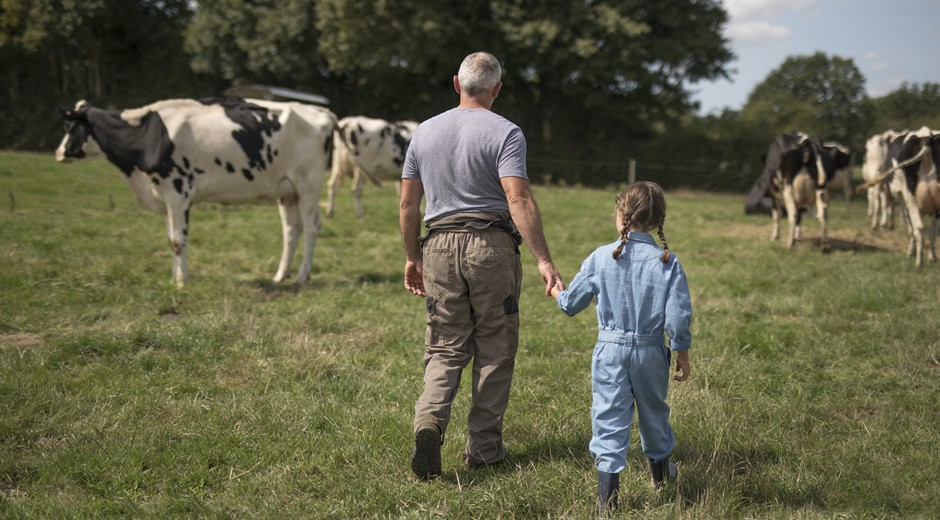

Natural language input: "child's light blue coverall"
[556,232,692,473]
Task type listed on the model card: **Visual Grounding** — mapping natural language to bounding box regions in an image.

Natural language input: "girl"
[551,181,692,515]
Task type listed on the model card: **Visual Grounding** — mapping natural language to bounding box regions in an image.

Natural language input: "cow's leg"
[165,202,190,287]
[295,200,321,285]
[274,195,302,283]
[295,179,324,285]
[927,214,938,263]
[770,201,781,241]
[352,167,365,219]
[884,189,896,230]
[783,185,798,248]
[794,210,803,240]
[325,163,342,218]
[816,188,830,253]
[898,190,924,265]
[868,186,879,228]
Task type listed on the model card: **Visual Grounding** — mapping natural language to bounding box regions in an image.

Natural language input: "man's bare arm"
[501,176,564,295]
[399,178,426,296]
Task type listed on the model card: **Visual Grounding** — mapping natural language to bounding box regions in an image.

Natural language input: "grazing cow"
[56,98,337,286]
[745,132,850,252]
[325,116,418,218]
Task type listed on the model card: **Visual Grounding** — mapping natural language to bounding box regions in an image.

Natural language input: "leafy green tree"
[741,52,869,148]
[186,0,328,88]
[313,0,733,184]
[1,0,210,150]
[870,82,940,132]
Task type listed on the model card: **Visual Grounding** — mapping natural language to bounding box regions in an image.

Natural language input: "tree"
[313,0,733,182]
[870,82,940,132]
[0,0,210,150]
[741,52,869,148]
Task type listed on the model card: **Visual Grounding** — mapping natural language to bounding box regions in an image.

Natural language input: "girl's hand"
[674,354,690,382]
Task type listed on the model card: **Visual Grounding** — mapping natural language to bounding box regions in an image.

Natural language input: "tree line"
[2,0,939,191]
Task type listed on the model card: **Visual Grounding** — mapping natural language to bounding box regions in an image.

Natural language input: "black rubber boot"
[649,457,677,489]
[410,424,442,480]
[597,471,619,516]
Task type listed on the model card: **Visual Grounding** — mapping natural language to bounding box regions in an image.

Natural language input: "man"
[399,51,565,480]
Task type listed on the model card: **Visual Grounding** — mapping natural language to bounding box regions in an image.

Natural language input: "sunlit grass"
[1,151,938,518]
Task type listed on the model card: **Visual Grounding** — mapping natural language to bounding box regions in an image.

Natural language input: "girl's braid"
[612,213,633,260]
[657,223,670,263]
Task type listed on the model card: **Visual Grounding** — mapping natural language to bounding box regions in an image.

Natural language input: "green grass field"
[1,151,938,518]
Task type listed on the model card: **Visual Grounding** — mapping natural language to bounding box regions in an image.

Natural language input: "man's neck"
[458,96,493,110]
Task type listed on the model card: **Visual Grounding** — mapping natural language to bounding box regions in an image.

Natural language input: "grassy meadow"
[1,150,938,518]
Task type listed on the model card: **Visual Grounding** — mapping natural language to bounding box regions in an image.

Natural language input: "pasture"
[1,150,938,518]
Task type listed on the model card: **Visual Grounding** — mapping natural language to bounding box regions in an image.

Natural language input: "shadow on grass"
[826,238,892,253]
[250,278,301,299]
[437,431,588,487]
[674,443,827,510]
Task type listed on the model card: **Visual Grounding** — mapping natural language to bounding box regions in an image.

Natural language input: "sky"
[690,0,940,114]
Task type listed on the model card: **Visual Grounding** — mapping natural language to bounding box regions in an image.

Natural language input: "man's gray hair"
[457,52,502,97]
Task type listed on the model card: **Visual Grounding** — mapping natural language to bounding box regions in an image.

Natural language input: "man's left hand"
[404,260,425,297]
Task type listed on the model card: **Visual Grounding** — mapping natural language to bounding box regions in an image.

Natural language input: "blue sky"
[690,0,940,114]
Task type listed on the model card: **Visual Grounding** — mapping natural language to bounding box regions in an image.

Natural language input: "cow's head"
[55,101,102,163]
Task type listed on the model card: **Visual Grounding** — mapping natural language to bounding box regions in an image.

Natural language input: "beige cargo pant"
[413,227,522,466]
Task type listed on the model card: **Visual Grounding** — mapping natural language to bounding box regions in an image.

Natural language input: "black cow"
[745,132,850,252]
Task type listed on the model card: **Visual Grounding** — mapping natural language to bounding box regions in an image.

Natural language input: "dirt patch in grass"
[705,220,911,254]
[0,333,43,349]
[0,482,27,502]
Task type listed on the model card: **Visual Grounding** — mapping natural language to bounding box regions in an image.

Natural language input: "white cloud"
[727,21,791,44]
[725,0,816,21]
[865,51,879,61]
[723,0,815,46]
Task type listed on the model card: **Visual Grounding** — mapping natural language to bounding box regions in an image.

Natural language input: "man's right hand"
[538,260,564,297]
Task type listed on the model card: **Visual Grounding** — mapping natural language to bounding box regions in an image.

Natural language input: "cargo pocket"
[467,247,513,299]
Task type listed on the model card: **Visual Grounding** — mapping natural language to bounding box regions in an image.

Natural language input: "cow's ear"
[57,107,87,121]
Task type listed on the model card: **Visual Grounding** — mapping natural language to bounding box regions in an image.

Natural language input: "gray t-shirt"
[401,108,528,222]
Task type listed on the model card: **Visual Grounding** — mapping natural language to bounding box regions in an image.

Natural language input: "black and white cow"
[56,98,337,286]
[881,128,940,266]
[325,116,418,218]
[745,132,850,252]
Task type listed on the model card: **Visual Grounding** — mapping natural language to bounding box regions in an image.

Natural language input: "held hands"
[538,260,565,297]
[403,260,425,297]
[674,353,691,382]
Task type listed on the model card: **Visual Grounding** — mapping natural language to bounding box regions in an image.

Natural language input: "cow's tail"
[856,145,930,192]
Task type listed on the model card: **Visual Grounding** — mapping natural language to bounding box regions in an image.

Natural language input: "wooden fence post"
[628,159,636,184]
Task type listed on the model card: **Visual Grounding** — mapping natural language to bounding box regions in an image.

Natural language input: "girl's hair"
[612,181,671,263]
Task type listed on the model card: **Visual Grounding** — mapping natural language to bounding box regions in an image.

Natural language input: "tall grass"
[1,151,938,518]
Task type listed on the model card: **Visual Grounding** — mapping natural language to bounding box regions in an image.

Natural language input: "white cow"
[862,130,904,230]
[56,97,337,286]
[325,116,418,218]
